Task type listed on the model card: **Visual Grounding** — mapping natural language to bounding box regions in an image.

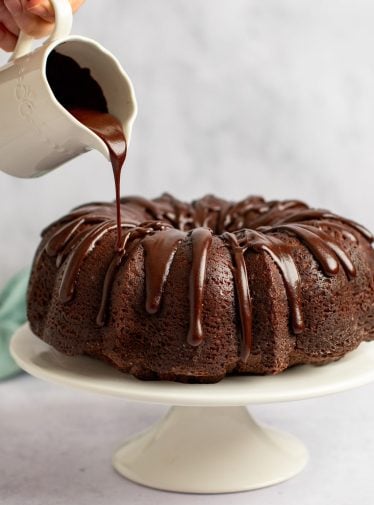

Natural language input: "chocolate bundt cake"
[27,194,374,383]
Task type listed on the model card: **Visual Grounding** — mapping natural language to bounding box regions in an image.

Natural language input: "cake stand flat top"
[11,324,374,407]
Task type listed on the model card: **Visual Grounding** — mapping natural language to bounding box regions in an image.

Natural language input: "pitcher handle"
[10,0,73,61]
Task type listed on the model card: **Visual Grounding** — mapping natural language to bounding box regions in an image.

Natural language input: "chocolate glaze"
[222,232,253,361]
[187,228,213,346]
[39,194,374,361]
[143,228,186,314]
[96,221,168,327]
[229,228,304,338]
[59,221,116,303]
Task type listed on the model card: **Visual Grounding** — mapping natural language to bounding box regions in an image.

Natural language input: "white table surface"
[1,373,373,505]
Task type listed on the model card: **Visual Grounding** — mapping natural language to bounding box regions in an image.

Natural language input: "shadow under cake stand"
[10,323,374,494]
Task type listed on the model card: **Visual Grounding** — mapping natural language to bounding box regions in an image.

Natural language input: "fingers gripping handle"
[10,0,73,60]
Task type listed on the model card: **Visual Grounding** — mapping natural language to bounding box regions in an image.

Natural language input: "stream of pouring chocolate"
[69,108,127,250]
[46,51,127,250]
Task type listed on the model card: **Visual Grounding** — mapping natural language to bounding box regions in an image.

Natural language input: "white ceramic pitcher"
[0,0,137,178]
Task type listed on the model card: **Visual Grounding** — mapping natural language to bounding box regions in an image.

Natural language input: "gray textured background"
[1,0,374,286]
[1,3,374,503]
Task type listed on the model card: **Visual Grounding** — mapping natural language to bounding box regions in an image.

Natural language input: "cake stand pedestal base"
[10,324,374,495]
[113,405,308,493]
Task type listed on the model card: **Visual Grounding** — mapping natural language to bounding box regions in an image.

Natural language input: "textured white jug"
[0,0,137,178]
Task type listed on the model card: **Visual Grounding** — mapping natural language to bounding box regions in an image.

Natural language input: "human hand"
[0,0,85,51]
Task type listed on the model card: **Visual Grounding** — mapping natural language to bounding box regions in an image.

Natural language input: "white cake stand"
[10,324,374,494]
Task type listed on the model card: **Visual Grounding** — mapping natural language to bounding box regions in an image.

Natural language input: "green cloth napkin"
[0,269,29,380]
